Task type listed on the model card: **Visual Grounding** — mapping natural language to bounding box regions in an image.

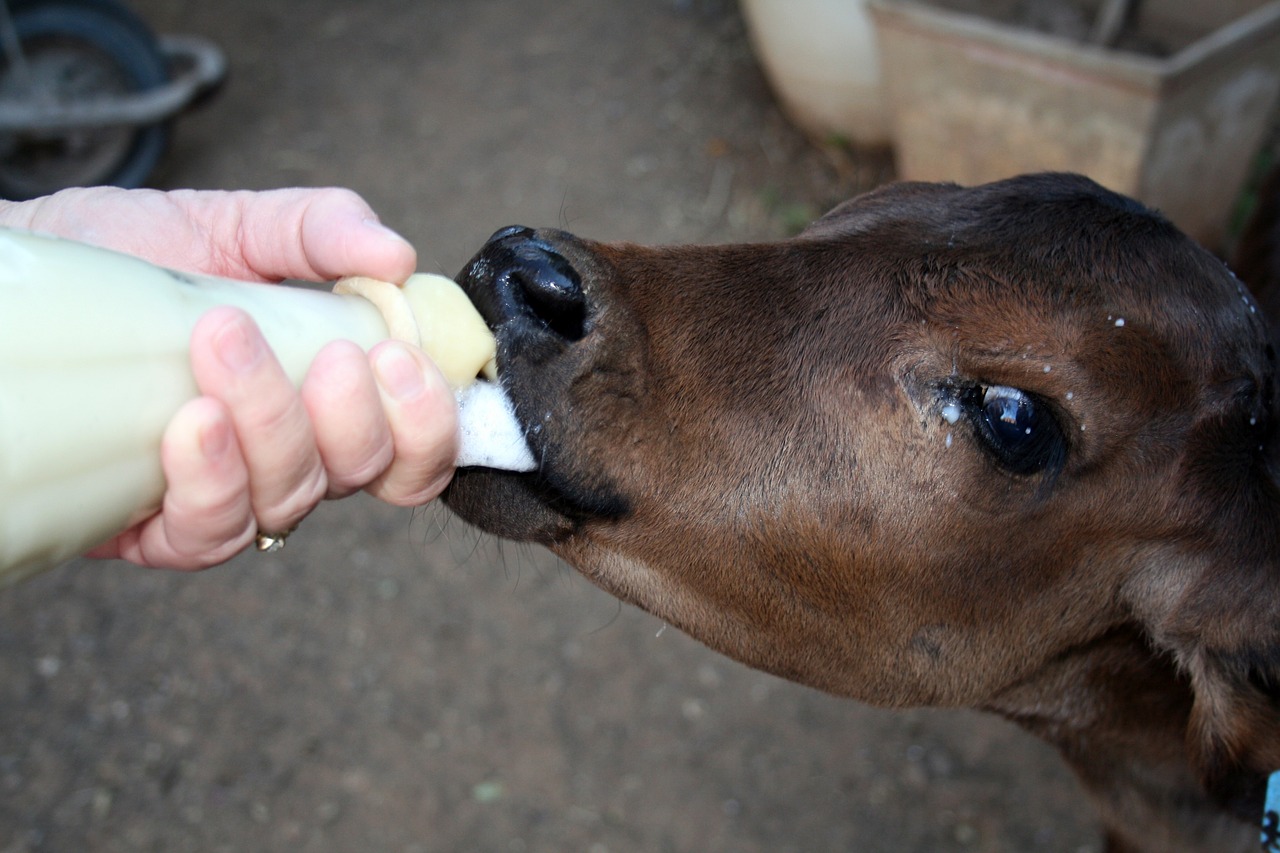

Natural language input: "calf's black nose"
[478,226,586,342]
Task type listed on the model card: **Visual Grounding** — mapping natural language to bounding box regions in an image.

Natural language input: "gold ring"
[255,527,295,553]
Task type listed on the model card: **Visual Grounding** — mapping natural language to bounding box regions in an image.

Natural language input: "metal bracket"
[0,34,226,132]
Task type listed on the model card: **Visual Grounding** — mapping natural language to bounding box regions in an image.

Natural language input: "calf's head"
[444,174,1280,783]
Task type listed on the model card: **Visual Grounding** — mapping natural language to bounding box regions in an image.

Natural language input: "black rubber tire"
[0,0,171,199]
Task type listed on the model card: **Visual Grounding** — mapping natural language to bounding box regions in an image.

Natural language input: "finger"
[0,187,202,265]
[295,189,418,283]
[189,307,328,533]
[0,186,418,284]
[366,341,459,506]
[178,187,418,283]
[301,340,395,498]
[107,398,255,570]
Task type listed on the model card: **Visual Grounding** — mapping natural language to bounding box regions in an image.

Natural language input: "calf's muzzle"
[466,225,587,343]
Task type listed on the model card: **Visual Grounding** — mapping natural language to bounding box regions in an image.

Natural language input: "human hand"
[0,186,460,570]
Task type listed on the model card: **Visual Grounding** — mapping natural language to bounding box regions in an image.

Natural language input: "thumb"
[185,187,419,284]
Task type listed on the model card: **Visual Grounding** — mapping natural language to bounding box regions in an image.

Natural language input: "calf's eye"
[969,385,1064,475]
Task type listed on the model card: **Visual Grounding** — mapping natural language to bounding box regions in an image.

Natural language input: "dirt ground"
[0,1,1113,851]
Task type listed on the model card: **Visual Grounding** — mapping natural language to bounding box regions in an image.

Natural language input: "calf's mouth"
[443,225,630,544]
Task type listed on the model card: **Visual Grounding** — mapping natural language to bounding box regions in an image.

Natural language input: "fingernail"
[362,217,413,249]
[213,315,264,374]
[375,344,426,401]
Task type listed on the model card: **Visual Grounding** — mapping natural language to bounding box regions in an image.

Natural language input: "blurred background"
[1,0,1276,850]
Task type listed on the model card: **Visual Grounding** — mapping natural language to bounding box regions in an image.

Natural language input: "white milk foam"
[454,381,537,471]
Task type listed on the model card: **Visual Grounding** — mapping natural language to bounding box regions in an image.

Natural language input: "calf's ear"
[1175,596,1280,789]
[1114,162,1280,810]
[1151,390,1280,805]
[1155,551,1280,819]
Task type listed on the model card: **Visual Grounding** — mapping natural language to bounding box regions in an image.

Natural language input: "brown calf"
[445,173,1280,853]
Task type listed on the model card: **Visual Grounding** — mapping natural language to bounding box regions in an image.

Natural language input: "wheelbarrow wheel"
[0,0,171,200]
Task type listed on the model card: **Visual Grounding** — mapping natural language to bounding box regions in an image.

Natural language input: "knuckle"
[256,465,328,532]
[328,441,396,493]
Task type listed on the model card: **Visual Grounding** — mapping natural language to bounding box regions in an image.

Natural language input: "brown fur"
[445,173,1280,852]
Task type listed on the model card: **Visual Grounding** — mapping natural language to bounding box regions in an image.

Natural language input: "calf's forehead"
[804,180,1266,379]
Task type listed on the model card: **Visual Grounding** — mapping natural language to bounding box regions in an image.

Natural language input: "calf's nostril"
[498,242,587,342]
[472,226,588,342]
[487,224,535,243]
